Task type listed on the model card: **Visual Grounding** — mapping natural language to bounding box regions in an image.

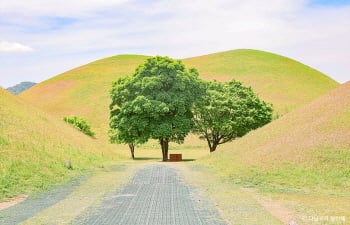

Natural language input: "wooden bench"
[169,154,182,162]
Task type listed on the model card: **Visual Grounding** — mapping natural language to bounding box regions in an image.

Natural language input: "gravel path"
[73,164,227,225]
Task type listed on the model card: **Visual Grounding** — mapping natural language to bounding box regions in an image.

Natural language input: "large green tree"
[109,56,204,161]
[192,80,273,152]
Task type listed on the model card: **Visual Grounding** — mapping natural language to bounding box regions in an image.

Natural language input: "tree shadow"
[133,157,161,161]
[167,159,197,162]
[180,159,196,162]
[132,157,196,162]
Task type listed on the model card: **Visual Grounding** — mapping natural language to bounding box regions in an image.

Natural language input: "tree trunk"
[209,144,217,152]
[164,140,168,161]
[128,143,135,159]
[206,136,217,152]
[159,138,169,161]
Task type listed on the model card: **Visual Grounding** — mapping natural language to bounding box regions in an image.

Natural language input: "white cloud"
[0,41,33,52]
[0,0,349,87]
[0,0,129,17]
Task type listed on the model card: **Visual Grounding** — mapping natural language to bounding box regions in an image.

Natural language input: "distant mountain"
[7,81,36,95]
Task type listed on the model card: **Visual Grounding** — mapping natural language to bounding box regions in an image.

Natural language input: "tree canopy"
[192,80,273,152]
[109,56,204,161]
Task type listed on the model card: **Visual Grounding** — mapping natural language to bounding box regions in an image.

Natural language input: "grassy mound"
[184,49,339,115]
[20,55,149,142]
[0,89,122,200]
[198,81,350,193]
[20,50,338,141]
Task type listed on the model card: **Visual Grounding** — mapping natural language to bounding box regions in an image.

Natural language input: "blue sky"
[310,0,350,6]
[1,0,349,87]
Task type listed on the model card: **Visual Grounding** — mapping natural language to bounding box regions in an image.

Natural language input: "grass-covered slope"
[0,88,121,200]
[20,55,149,142]
[20,50,338,141]
[198,81,350,193]
[184,49,339,114]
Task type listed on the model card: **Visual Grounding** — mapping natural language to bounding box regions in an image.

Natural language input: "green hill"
[20,55,149,142]
[0,88,121,200]
[198,81,350,193]
[183,49,339,114]
[20,50,338,142]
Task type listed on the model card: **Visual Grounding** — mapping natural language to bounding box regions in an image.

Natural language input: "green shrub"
[63,116,95,137]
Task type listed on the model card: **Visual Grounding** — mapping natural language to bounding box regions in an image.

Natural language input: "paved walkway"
[0,176,87,225]
[73,164,227,225]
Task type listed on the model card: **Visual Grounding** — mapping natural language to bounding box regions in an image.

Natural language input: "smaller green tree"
[109,95,159,159]
[192,80,273,152]
[63,116,95,138]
